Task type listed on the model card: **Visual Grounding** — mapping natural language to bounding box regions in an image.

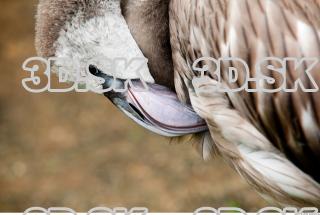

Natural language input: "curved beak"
[89,66,208,137]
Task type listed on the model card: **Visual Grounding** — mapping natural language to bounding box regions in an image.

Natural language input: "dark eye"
[88,65,101,76]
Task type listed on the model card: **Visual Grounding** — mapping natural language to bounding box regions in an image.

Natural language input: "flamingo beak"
[89,65,208,137]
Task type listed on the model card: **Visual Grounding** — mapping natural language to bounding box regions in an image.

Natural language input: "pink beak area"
[89,66,208,137]
[125,83,208,136]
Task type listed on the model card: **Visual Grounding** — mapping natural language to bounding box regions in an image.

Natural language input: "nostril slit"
[129,103,145,120]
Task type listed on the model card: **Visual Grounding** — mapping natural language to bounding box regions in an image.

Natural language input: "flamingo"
[35,0,320,207]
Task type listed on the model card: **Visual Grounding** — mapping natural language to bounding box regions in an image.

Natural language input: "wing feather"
[170,0,320,204]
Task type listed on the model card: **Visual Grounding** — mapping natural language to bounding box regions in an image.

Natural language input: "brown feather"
[170,0,320,206]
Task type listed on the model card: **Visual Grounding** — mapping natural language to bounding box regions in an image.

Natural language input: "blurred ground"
[0,0,268,212]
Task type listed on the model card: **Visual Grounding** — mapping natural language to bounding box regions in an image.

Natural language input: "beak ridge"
[89,65,208,137]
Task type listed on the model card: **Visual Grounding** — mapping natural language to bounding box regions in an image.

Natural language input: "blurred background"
[0,0,269,212]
